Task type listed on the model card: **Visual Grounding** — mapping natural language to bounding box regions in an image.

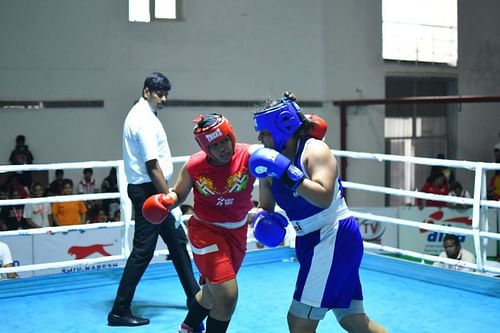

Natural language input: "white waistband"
[290,199,350,236]
[193,214,248,229]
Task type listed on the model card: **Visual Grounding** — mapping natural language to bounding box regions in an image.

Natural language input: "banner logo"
[68,244,113,259]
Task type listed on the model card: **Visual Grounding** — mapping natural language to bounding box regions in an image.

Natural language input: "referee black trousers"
[111,182,200,314]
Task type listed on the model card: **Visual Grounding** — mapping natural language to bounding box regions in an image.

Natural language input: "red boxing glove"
[142,193,175,224]
[305,113,327,140]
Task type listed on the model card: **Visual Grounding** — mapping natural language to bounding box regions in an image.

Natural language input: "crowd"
[0,162,121,230]
[416,145,500,208]
[416,154,470,209]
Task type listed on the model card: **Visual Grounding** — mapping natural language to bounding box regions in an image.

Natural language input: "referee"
[108,72,200,326]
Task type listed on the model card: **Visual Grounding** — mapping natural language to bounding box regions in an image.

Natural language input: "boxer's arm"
[295,140,336,208]
[171,162,194,205]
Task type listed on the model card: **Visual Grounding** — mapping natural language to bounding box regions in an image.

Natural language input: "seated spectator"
[0,186,9,231]
[4,173,29,198]
[433,234,476,272]
[417,170,449,208]
[0,186,7,200]
[0,188,26,230]
[23,182,53,228]
[111,210,121,222]
[431,153,456,187]
[487,142,500,200]
[51,179,87,226]
[101,167,120,218]
[488,170,500,201]
[494,142,500,163]
[448,181,471,198]
[47,169,65,196]
[448,181,471,209]
[92,208,109,223]
[78,168,98,194]
[77,168,98,219]
[0,241,18,279]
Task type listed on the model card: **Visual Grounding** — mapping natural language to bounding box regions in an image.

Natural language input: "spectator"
[417,170,449,208]
[0,186,7,200]
[0,186,9,231]
[0,188,26,230]
[47,169,65,196]
[9,134,34,187]
[433,234,476,272]
[5,173,29,198]
[448,182,471,209]
[487,142,500,200]
[23,182,53,228]
[111,210,121,222]
[431,153,456,188]
[77,168,98,221]
[488,170,500,201]
[9,135,34,165]
[51,179,87,226]
[101,167,120,218]
[494,142,500,163]
[0,241,19,279]
[92,208,109,223]
[78,168,98,194]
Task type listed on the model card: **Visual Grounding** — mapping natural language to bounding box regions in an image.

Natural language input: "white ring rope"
[0,150,499,276]
[362,242,500,274]
[0,221,124,237]
[350,211,476,236]
[0,192,121,207]
[332,149,500,171]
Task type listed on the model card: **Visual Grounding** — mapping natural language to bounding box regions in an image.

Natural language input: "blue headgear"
[253,98,303,151]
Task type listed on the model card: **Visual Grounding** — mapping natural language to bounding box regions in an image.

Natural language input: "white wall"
[457,0,500,162]
[1,0,500,205]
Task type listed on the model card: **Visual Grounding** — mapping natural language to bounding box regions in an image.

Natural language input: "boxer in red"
[144,113,256,333]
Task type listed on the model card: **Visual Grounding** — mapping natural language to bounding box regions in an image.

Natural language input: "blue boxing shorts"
[290,216,364,319]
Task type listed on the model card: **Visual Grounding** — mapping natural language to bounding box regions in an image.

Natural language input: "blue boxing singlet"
[272,137,364,309]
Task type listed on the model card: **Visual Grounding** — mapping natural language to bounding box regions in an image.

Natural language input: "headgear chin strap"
[193,114,236,158]
[253,97,303,151]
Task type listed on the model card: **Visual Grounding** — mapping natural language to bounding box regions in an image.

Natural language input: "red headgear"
[305,113,328,140]
[193,114,236,157]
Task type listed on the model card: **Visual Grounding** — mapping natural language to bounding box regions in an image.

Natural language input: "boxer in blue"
[249,92,388,333]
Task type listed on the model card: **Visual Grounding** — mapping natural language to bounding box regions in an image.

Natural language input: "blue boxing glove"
[249,148,305,191]
[252,210,288,247]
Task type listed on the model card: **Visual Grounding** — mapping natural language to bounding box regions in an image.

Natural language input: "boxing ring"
[1,151,500,332]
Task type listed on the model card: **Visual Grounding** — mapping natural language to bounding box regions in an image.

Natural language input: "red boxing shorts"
[188,216,248,285]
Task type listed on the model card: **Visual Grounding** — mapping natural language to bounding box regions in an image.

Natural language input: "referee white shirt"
[122,97,174,185]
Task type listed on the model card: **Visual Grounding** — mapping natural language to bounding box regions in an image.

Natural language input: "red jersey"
[187,143,255,223]
[417,182,449,207]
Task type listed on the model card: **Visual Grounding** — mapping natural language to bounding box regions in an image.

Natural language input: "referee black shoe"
[107,311,150,326]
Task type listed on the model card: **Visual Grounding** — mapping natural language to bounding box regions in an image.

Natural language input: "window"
[384,76,457,206]
[382,0,457,66]
[129,0,178,22]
